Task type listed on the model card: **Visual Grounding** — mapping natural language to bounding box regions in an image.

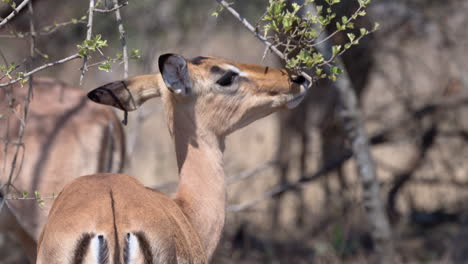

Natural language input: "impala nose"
[290,74,306,85]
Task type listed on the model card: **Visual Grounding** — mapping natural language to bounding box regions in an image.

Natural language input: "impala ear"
[158,53,191,96]
[87,74,162,111]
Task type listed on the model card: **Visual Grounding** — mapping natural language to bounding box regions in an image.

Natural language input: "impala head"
[88,53,308,136]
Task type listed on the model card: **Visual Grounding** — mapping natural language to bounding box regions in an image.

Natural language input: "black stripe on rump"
[72,233,95,264]
[134,232,153,264]
[98,234,109,264]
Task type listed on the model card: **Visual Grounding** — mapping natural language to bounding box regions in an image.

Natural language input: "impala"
[37,54,308,263]
[0,77,125,262]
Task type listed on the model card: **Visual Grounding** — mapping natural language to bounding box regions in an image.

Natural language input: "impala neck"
[169,99,226,259]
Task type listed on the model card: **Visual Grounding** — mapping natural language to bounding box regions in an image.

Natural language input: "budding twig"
[0,54,80,88]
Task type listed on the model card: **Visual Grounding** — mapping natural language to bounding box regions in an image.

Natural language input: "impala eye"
[216,71,238,86]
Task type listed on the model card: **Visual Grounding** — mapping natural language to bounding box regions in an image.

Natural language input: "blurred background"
[1,0,468,263]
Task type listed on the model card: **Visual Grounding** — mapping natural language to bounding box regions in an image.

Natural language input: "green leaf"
[130,49,141,60]
[286,58,299,69]
[341,16,347,24]
[291,3,301,12]
[312,52,324,64]
[360,28,368,36]
[373,22,380,31]
[347,33,355,42]
[332,45,341,56]
[316,5,323,13]
[98,62,111,72]
[315,68,323,75]
[331,66,342,75]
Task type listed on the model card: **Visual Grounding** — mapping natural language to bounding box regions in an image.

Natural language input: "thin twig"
[311,4,365,48]
[226,160,277,184]
[228,152,352,212]
[0,19,87,39]
[4,196,55,201]
[79,0,96,85]
[2,0,36,196]
[0,0,31,29]
[0,54,80,87]
[28,0,35,58]
[94,1,128,13]
[112,0,128,78]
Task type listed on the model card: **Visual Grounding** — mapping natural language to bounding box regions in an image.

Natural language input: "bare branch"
[1,0,36,195]
[94,1,128,13]
[27,0,35,58]
[0,19,87,39]
[4,195,55,201]
[79,0,96,85]
[228,152,352,212]
[0,0,31,29]
[226,160,277,184]
[112,0,128,78]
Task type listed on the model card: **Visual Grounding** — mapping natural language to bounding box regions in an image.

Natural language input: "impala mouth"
[286,86,307,109]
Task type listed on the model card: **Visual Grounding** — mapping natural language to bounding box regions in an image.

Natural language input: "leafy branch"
[259,0,378,81]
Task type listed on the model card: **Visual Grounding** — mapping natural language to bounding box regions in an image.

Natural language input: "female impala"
[37,54,308,263]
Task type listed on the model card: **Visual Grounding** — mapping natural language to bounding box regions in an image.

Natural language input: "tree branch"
[0,0,30,29]
[1,0,36,198]
[0,54,80,87]
[79,0,95,85]
[94,1,128,13]
[112,0,128,78]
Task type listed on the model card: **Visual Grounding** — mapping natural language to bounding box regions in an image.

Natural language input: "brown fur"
[0,77,125,262]
[37,55,308,263]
